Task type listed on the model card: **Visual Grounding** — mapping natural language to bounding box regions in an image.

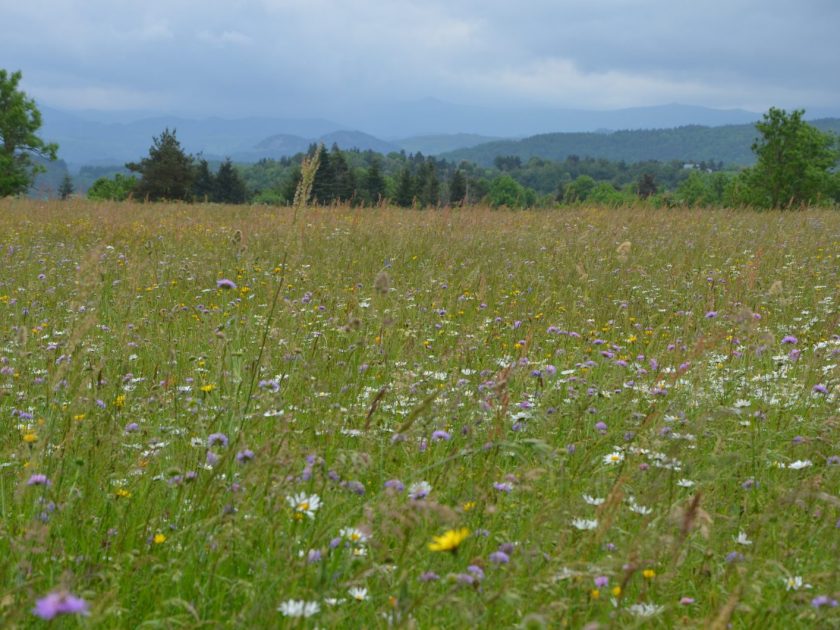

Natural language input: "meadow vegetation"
[0,199,838,627]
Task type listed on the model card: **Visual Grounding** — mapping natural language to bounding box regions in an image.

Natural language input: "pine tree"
[329,145,355,204]
[449,169,467,206]
[58,174,74,200]
[214,158,248,204]
[364,156,386,205]
[310,145,334,205]
[193,159,215,202]
[394,166,415,207]
[127,128,195,201]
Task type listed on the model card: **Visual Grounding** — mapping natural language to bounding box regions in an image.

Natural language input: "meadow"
[0,198,838,628]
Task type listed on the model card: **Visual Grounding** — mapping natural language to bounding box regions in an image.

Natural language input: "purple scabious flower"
[419,571,439,582]
[33,592,89,620]
[781,335,798,344]
[813,384,829,395]
[216,278,237,290]
[811,595,839,608]
[206,451,219,467]
[594,421,608,433]
[208,433,229,448]
[489,551,510,564]
[27,474,50,486]
[493,481,514,493]
[725,551,744,564]
[594,575,609,588]
[705,311,718,318]
[431,430,451,442]
[307,549,322,563]
[124,422,140,433]
[236,449,255,463]
[384,479,404,492]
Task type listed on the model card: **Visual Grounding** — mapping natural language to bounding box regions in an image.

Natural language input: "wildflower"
[339,527,369,544]
[114,394,126,408]
[278,599,320,618]
[216,278,237,290]
[705,311,717,318]
[583,494,605,506]
[408,481,432,500]
[419,571,440,582]
[493,481,514,492]
[153,533,166,544]
[812,384,828,395]
[725,551,744,563]
[428,527,469,552]
[287,493,321,520]
[611,586,622,597]
[734,531,752,545]
[787,460,813,470]
[348,587,368,601]
[207,432,228,448]
[677,478,695,487]
[306,549,322,564]
[628,603,664,617]
[642,568,656,579]
[200,384,216,393]
[124,422,140,433]
[489,551,510,564]
[22,431,38,443]
[784,575,811,591]
[603,451,624,465]
[430,430,451,441]
[115,488,131,499]
[33,592,89,620]
[236,449,254,463]
[781,335,798,344]
[571,518,598,531]
[384,479,405,492]
[680,597,695,605]
[26,474,50,486]
[811,595,839,608]
[594,576,609,588]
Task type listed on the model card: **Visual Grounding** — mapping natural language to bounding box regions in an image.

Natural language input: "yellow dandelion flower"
[590,589,601,600]
[153,533,166,544]
[22,431,38,443]
[612,586,622,597]
[642,569,656,580]
[462,501,476,512]
[114,394,126,409]
[200,384,216,393]
[428,527,469,552]
[115,488,131,499]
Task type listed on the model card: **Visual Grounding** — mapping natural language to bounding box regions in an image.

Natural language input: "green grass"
[0,199,838,628]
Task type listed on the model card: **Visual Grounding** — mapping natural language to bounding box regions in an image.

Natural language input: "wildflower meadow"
[0,198,838,628]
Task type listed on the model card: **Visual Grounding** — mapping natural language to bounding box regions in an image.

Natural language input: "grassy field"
[1,198,838,628]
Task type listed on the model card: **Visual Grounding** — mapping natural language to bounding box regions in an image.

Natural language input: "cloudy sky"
[2,0,838,118]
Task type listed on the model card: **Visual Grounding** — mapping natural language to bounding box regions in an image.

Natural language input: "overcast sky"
[2,0,838,118]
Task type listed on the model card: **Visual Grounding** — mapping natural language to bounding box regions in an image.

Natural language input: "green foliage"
[563,175,597,203]
[487,174,530,208]
[58,174,74,200]
[192,159,215,202]
[0,69,58,197]
[394,166,415,207]
[448,169,467,206]
[86,174,138,201]
[364,156,386,205]
[740,108,839,208]
[126,129,195,201]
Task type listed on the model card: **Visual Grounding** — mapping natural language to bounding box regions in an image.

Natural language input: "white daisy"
[787,460,813,470]
[583,494,605,506]
[676,478,695,487]
[339,527,369,544]
[603,451,625,465]
[278,599,320,618]
[571,518,598,530]
[348,586,369,601]
[783,575,811,591]
[286,492,321,520]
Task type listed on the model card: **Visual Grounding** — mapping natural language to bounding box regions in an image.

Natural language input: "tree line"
[2,68,839,209]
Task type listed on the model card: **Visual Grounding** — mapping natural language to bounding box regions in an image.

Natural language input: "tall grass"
[0,198,838,627]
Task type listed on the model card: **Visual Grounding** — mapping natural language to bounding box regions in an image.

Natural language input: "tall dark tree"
[364,156,386,205]
[1,69,58,197]
[193,159,215,201]
[417,159,439,207]
[214,158,248,204]
[310,145,334,204]
[394,166,415,208]
[58,174,74,200]
[449,169,467,206]
[127,128,195,201]
[637,173,657,199]
[329,145,355,204]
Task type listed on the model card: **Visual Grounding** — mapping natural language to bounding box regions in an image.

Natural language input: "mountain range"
[37,100,840,169]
